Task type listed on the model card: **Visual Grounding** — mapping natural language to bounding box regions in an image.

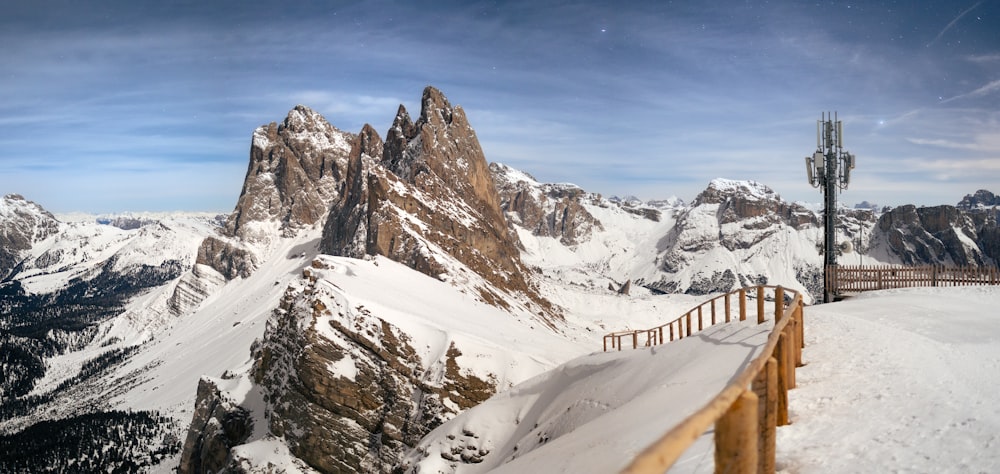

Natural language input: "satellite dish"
[840,240,853,254]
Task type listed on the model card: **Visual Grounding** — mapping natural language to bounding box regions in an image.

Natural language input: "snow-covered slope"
[404,286,1000,473]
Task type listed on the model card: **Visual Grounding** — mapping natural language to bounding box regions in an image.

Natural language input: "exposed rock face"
[693,179,817,231]
[320,87,553,316]
[195,236,257,280]
[490,163,605,246]
[167,264,227,316]
[874,204,997,266]
[958,189,1000,210]
[178,378,253,474]
[0,194,60,279]
[182,88,556,473]
[242,263,496,473]
[644,179,827,296]
[168,107,354,313]
[227,105,355,240]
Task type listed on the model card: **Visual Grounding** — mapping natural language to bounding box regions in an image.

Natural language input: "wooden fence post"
[712,299,717,325]
[757,286,765,324]
[774,286,784,322]
[725,293,732,323]
[783,324,796,389]
[670,323,675,341]
[632,331,638,350]
[775,332,790,426]
[752,357,778,474]
[739,288,747,321]
[686,312,692,337]
[603,336,607,352]
[714,390,759,474]
[699,306,704,331]
[795,304,805,364]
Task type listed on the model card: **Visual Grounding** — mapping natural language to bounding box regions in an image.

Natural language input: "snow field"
[776,286,1000,473]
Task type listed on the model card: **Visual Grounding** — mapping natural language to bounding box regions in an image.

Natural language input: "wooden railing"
[605,285,805,474]
[603,286,789,352]
[827,264,1000,295]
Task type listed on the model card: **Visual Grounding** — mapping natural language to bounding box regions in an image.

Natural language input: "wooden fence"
[603,285,806,474]
[827,264,1000,295]
[604,286,786,352]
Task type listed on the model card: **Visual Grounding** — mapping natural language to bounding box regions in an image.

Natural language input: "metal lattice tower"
[805,112,856,303]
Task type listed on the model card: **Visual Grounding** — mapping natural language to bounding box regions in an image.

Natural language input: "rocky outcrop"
[241,263,496,473]
[178,378,253,474]
[166,236,257,315]
[693,179,817,232]
[491,163,605,246]
[321,124,382,257]
[227,105,355,240]
[194,236,257,281]
[167,264,227,316]
[644,179,829,297]
[958,189,1000,210]
[320,87,554,318]
[0,194,60,279]
[874,204,997,266]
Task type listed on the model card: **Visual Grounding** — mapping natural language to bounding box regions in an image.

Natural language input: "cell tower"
[805,112,856,303]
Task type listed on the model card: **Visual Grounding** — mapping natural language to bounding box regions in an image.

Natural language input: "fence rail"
[604,285,806,474]
[827,264,1000,295]
[603,286,787,352]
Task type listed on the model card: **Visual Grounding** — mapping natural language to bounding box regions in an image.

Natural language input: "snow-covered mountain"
[1,86,998,473]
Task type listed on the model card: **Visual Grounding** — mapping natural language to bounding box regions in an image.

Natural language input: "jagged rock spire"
[226,105,355,240]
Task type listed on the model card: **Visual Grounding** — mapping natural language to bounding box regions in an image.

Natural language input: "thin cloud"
[907,138,981,151]
[966,53,1000,63]
[926,1,984,48]
[940,79,1000,104]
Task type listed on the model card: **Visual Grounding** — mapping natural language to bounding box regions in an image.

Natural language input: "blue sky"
[1,1,998,213]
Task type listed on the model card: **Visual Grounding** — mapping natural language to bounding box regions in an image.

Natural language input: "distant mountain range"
[1,86,997,473]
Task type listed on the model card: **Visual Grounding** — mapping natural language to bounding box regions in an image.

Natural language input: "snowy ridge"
[705,178,775,202]
[14,214,215,295]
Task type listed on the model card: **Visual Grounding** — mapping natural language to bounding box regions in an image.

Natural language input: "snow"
[491,163,539,187]
[777,286,1000,472]
[230,437,320,473]
[707,178,775,201]
[406,286,1000,473]
[404,319,775,473]
[5,162,995,473]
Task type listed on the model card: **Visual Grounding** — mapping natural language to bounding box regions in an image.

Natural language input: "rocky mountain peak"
[690,178,814,228]
[490,163,605,246]
[321,123,383,257]
[418,85,455,127]
[280,104,329,134]
[226,105,355,240]
[958,189,1000,210]
[319,87,553,318]
[695,178,779,206]
[1,194,60,278]
[383,104,417,178]
[874,204,997,266]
